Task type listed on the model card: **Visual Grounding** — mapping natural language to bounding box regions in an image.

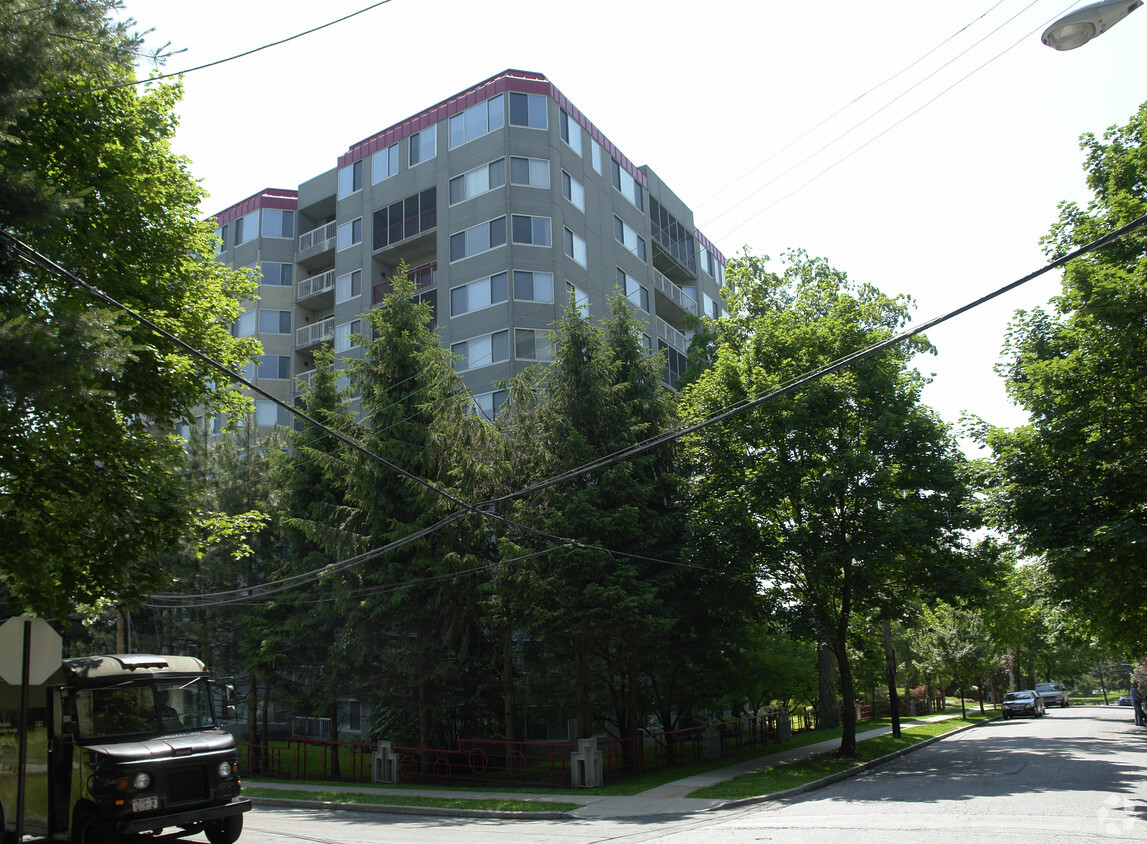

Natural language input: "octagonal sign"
[0,616,62,685]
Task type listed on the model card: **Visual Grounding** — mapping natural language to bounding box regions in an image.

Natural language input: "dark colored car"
[1035,681,1069,708]
[1002,690,1046,719]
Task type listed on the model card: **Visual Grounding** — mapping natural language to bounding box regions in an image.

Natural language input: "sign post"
[0,616,63,841]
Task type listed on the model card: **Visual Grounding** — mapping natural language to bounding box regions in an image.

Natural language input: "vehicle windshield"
[74,678,216,740]
[1005,692,1031,701]
[1035,683,1055,692]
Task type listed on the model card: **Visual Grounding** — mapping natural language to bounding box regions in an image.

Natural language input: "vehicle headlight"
[217,761,233,778]
[132,772,151,790]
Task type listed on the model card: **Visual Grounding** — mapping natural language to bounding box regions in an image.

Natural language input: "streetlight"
[1042,0,1142,50]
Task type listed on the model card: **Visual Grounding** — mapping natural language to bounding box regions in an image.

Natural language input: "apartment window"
[591,139,603,175]
[699,248,715,277]
[472,389,508,420]
[511,215,551,247]
[450,216,507,262]
[566,282,589,317]
[334,318,361,353]
[338,160,363,198]
[619,269,649,312]
[259,309,293,334]
[409,127,437,166]
[449,94,505,148]
[372,143,399,183]
[255,400,279,428]
[611,159,644,211]
[564,227,587,268]
[232,310,255,338]
[451,271,508,316]
[508,92,547,129]
[449,159,505,205]
[452,329,509,372]
[214,224,227,253]
[509,157,549,188]
[259,261,293,286]
[650,197,697,272]
[702,292,720,320]
[338,218,362,251]
[515,328,553,362]
[559,109,582,156]
[372,188,437,251]
[562,170,585,212]
[513,270,554,302]
[335,269,362,304]
[257,354,291,380]
[262,208,295,239]
[234,211,259,245]
[614,216,647,261]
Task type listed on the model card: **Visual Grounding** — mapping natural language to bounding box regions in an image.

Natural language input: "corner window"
[257,354,291,380]
[508,92,547,129]
[513,270,554,303]
[449,94,505,149]
[258,309,293,334]
[449,159,506,205]
[509,157,550,188]
[559,109,582,156]
[234,211,259,245]
[511,215,551,247]
[262,209,295,239]
[472,389,508,420]
[259,262,294,286]
[337,218,362,251]
[619,269,649,312]
[232,310,255,338]
[562,171,584,212]
[611,159,644,211]
[451,272,508,316]
[452,330,509,372]
[214,224,228,253]
[515,328,553,362]
[566,282,589,318]
[591,139,603,175]
[450,217,507,262]
[614,216,647,262]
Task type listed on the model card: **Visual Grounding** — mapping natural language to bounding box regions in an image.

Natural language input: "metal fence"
[237,707,817,789]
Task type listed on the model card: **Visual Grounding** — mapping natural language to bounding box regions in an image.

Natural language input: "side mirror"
[224,705,237,719]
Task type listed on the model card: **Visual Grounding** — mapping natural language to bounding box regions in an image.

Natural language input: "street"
[219,705,1147,844]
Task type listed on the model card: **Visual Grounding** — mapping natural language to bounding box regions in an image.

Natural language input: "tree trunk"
[817,644,840,730]
[883,618,901,738]
[835,639,857,758]
[327,699,341,777]
[575,637,592,739]
[248,674,260,770]
[503,628,516,742]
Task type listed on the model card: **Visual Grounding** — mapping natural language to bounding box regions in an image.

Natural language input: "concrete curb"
[711,716,999,812]
[248,795,575,820]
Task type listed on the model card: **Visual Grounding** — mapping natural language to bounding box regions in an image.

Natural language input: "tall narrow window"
[409,127,437,165]
[564,227,587,268]
[559,109,582,155]
[372,144,399,183]
[338,160,363,198]
[562,171,585,212]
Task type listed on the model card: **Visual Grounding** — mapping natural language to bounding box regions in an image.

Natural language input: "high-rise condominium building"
[209,69,727,429]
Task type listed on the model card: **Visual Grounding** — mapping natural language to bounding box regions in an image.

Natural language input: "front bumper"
[120,798,251,835]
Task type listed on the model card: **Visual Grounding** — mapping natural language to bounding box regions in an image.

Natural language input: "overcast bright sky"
[122,0,1145,441]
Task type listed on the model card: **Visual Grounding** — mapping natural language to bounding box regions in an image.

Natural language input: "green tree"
[984,102,1147,653]
[679,249,977,757]
[0,0,257,617]
[917,602,996,717]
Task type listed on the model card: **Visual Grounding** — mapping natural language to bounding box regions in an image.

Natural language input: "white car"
[1035,682,1069,708]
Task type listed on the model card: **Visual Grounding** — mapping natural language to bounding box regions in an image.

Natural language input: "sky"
[121,0,1146,442]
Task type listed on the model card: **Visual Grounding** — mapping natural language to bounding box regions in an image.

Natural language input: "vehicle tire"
[74,808,117,844]
[205,814,243,844]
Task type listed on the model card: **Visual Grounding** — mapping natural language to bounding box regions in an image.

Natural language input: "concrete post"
[372,740,399,784]
[702,722,720,759]
[569,738,603,787]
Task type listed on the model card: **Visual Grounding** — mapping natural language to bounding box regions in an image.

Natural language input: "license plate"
[132,796,158,812]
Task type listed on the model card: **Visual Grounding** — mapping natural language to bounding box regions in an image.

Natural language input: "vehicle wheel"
[74,808,117,844]
[205,814,243,844]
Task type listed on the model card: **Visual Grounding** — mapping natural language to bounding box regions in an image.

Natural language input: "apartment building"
[209,69,727,427]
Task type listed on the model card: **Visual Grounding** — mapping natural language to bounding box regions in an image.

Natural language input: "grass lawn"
[687,713,994,800]
[243,787,582,814]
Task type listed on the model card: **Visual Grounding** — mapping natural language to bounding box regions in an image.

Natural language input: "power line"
[1,0,396,104]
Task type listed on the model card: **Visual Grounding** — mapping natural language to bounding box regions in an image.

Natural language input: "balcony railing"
[652,270,698,317]
[294,369,315,394]
[298,221,338,253]
[298,269,337,302]
[296,316,335,350]
[654,317,689,353]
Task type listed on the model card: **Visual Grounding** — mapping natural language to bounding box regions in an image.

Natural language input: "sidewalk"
[246,712,978,820]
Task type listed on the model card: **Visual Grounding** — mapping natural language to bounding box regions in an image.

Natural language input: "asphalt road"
[205,705,1147,843]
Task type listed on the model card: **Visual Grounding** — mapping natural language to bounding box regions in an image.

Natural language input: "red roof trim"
[212,188,298,226]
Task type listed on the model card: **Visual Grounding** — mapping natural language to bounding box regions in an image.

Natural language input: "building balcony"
[654,316,690,354]
[294,368,315,395]
[652,269,698,320]
[297,221,338,268]
[296,315,334,350]
[298,268,336,306]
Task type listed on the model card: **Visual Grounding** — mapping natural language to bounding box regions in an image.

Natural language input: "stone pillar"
[702,722,720,759]
[778,707,792,742]
[570,738,603,788]
[372,740,399,784]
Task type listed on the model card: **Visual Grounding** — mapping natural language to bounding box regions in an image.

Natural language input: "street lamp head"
[1042,0,1142,50]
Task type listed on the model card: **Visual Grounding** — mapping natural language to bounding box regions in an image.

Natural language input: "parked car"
[1119,695,1133,706]
[1002,690,1046,719]
[1035,681,1070,708]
